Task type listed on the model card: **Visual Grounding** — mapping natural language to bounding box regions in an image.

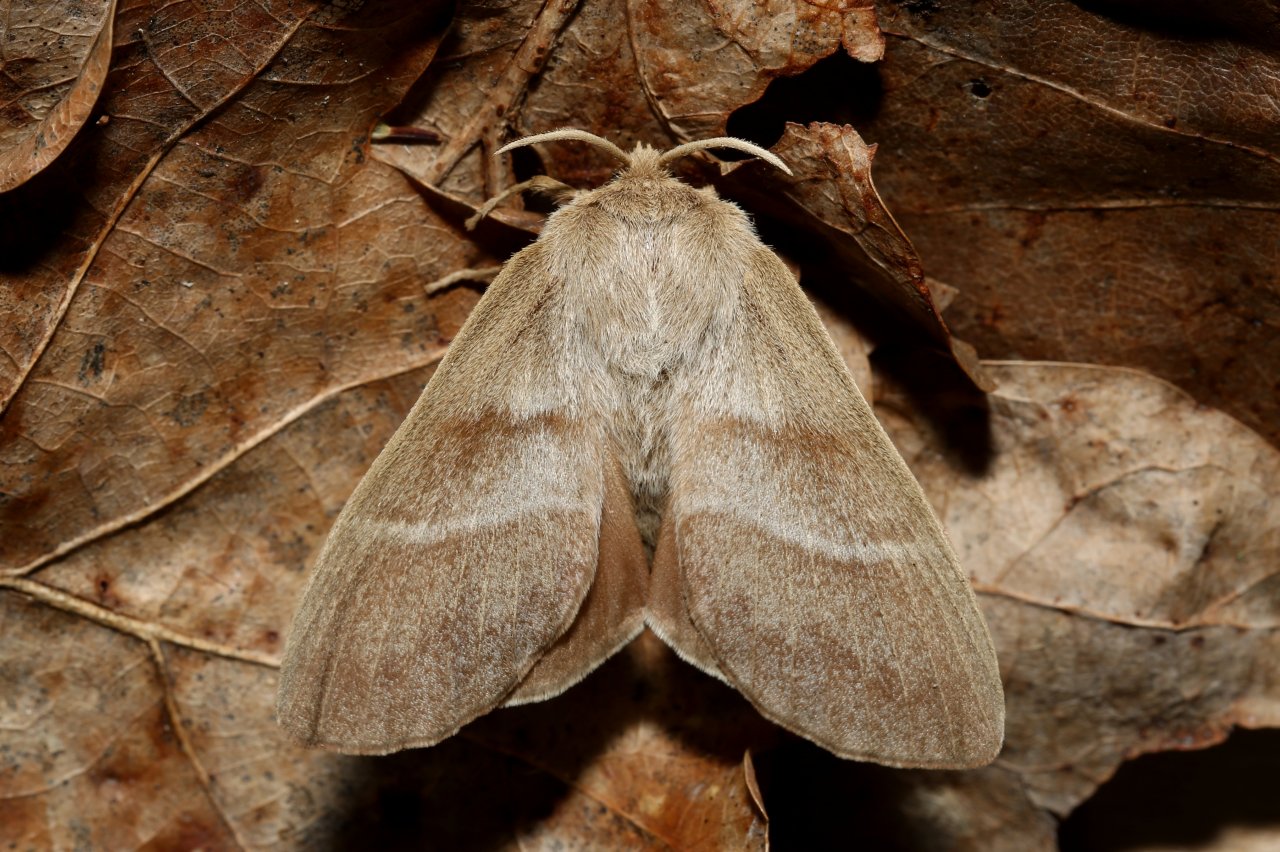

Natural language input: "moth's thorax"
[546,170,750,379]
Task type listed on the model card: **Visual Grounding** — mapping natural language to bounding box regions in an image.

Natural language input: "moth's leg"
[466,175,579,230]
[424,266,502,296]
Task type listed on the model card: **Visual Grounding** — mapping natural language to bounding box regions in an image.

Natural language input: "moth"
[277,129,1004,769]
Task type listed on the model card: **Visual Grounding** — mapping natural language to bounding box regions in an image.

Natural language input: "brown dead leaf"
[724,121,993,390]
[2,0,314,410]
[866,360,1280,844]
[0,0,494,842]
[375,0,883,196]
[0,0,482,574]
[0,594,242,849]
[0,0,115,192]
[853,0,1280,444]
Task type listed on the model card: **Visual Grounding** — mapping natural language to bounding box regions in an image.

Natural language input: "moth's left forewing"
[656,244,1004,769]
[277,243,646,754]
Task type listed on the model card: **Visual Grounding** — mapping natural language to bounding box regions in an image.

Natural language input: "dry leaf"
[0,0,115,192]
[374,0,883,196]
[0,0,478,573]
[854,0,1280,444]
[2,0,315,409]
[861,360,1280,846]
[724,121,993,389]
[0,1,493,842]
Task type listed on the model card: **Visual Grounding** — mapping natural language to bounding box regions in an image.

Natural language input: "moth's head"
[495,129,791,185]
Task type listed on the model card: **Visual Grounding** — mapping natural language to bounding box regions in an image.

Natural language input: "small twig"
[424,266,503,295]
[743,749,768,820]
[0,576,280,667]
[371,122,442,144]
[424,0,582,185]
[465,175,578,230]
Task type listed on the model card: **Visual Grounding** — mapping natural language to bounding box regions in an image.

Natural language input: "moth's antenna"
[495,129,631,167]
[659,137,792,175]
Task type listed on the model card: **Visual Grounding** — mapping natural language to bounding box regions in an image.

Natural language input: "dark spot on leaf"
[166,392,209,427]
[77,341,106,384]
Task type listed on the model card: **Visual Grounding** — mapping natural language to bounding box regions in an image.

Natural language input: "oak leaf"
[858,0,1280,445]
[0,0,115,192]
[856,361,1280,847]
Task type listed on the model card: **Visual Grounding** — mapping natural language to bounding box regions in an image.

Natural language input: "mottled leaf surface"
[858,361,1280,847]
[857,0,1280,445]
[0,0,115,191]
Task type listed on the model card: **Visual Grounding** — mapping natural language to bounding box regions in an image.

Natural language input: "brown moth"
[277,130,1004,769]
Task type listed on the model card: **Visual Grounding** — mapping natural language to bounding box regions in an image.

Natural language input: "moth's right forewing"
[277,249,613,754]
[660,247,1004,769]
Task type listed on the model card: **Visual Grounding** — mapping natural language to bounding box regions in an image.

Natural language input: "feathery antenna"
[659,137,791,175]
[495,129,631,166]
